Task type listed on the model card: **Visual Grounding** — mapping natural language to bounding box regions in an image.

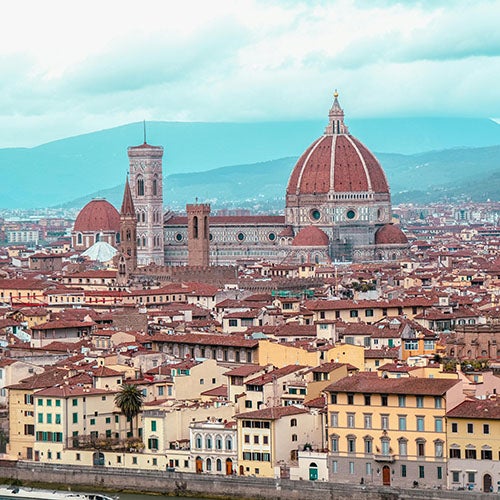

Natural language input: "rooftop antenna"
[143,120,147,144]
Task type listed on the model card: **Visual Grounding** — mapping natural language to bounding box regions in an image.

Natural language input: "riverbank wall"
[0,461,494,500]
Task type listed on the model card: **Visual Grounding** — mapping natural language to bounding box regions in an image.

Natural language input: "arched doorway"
[239,465,244,476]
[226,458,233,475]
[93,451,105,467]
[483,473,492,492]
[382,465,391,486]
[195,456,203,474]
[309,462,318,481]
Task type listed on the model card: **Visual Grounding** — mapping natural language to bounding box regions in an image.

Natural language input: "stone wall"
[0,461,494,500]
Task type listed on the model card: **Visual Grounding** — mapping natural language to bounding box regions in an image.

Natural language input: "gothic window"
[77,233,82,245]
[137,177,144,196]
[142,237,146,247]
[126,229,131,241]
[204,216,208,239]
[116,232,120,244]
[153,177,158,196]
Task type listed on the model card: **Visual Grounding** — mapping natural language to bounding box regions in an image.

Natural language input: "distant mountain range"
[1,117,500,209]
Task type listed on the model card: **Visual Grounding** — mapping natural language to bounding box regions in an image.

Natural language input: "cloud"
[0,0,499,147]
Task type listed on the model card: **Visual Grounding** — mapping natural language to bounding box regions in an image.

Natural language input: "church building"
[72,93,408,266]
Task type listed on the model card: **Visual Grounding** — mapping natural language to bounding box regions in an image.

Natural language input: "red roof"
[375,224,409,245]
[73,199,120,233]
[286,134,389,196]
[292,226,329,247]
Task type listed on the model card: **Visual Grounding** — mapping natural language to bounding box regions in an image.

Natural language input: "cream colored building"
[235,406,323,478]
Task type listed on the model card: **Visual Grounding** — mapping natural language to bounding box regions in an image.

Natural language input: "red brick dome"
[287,134,389,196]
[292,226,329,247]
[74,199,120,233]
[286,94,389,197]
[375,224,408,245]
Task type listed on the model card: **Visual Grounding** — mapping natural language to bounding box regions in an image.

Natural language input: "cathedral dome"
[375,224,408,245]
[286,94,389,197]
[74,199,120,233]
[292,226,329,247]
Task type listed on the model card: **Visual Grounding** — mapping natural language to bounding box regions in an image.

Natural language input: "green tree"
[114,384,144,438]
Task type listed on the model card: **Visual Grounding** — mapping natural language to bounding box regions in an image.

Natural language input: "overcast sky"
[1,0,499,148]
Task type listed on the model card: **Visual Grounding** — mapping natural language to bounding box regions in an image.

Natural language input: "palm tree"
[114,384,144,438]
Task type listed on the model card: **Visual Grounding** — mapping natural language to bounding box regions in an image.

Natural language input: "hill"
[1,118,500,208]
[59,144,500,211]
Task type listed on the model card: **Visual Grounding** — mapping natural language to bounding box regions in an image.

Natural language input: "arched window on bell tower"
[153,176,158,196]
[137,176,145,196]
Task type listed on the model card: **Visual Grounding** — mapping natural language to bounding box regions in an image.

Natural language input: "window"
[290,418,297,427]
[366,463,372,476]
[137,177,144,196]
[468,471,475,484]
[434,396,442,409]
[347,393,354,405]
[72,399,78,407]
[365,309,374,317]
[245,401,252,409]
[151,421,157,432]
[401,465,407,477]
[434,418,443,432]
[465,448,477,459]
[195,435,202,449]
[416,396,424,408]
[330,393,337,404]
[483,423,490,434]
[405,340,418,350]
[55,414,61,424]
[347,413,355,428]
[38,413,43,424]
[416,416,425,432]
[90,418,95,425]
[205,436,212,449]
[216,436,222,450]
[419,466,425,479]
[254,435,259,444]
[330,435,339,453]
[452,471,460,483]
[364,414,372,429]
[330,412,338,427]
[398,439,407,457]
[481,449,492,460]
[381,395,388,406]
[381,414,389,430]
[449,447,461,458]
[451,422,458,433]
[263,436,268,445]
[244,434,250,444]
[398,416,407,431]
[72,413,78,424]
[437,466,442,480]
[364,438,372,454]
[347,437,356,453]
[467,423,474,433]
[417,440,426,457]
[332,460,338,473]
[364,394,371,406]
[292,434,297,442]
[398,395,406,407]
[350,310,358,318]
[434,441,443,458]
[349,461,355,474]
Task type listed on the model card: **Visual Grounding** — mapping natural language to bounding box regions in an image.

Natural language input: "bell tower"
[187,203,210,267]
[118,177,137,284]
[128,129,164,266]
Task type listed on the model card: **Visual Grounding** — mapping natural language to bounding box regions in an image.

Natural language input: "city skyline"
[1,0,499,148]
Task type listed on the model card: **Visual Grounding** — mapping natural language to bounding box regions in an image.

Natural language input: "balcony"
[373,453,395,463]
